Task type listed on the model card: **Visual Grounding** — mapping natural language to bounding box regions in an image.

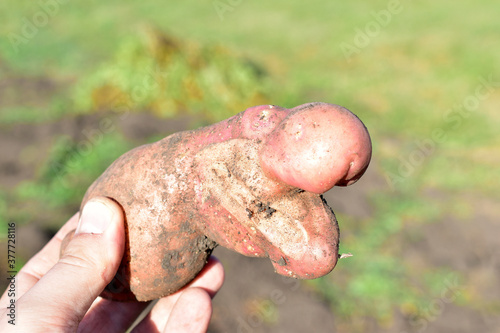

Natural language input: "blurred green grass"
[1,0,499,329]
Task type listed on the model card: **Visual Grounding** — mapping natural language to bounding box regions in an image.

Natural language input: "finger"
[15,197,125,331]
[132,256,224,332]
[185,256,225,299]
[164,288,212,333]
[77,297,151,333]
[133,288,212,333]
[0,213,79,308]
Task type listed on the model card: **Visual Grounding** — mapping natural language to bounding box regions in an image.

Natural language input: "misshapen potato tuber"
[61,102,372,302]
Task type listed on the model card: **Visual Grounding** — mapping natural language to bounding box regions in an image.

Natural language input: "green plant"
[72,29,270,123]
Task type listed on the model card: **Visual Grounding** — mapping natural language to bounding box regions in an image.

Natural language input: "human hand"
[0,197,224,332]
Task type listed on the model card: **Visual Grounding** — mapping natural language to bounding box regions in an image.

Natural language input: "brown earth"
[1,80,499,331]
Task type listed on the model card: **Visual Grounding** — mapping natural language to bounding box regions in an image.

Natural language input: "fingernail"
[76,200,114,235]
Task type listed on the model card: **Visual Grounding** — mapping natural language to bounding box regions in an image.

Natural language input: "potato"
[61,102,372,302]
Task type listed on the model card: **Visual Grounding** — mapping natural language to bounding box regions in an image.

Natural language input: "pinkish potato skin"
[62,102,372,302]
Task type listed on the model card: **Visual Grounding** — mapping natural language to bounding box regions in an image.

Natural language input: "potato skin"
[79,134,218,301]
[259,103,372,193]
[62,102,372,302]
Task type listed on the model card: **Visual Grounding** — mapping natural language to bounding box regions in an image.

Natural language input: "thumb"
[17,197,125,330]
